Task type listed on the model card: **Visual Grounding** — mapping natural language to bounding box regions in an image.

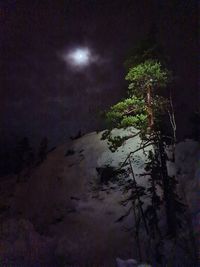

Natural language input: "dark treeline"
[0,137,49,177]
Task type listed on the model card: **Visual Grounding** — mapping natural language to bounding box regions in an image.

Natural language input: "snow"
[2,128,151,266]
[0,128,198,266]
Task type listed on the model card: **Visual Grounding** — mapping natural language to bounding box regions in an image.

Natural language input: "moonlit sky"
[64,48,92,67]
[0,0,198,158]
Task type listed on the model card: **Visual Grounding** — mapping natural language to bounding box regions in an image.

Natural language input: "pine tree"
[102,56,190,264]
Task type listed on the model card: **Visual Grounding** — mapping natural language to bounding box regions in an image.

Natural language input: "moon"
[65,47,91,67]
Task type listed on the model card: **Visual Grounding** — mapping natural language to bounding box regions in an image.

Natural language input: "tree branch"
[117,139,155,171]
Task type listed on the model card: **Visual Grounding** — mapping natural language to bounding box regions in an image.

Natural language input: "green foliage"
[120,114,148,128]
[105,97,148,131]
[102,45,196,265]
[101,131,133,152]
[126,60,170,96]
[104,59,171,143]
[105,96,169,140]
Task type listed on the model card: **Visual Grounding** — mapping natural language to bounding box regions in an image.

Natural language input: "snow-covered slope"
[0,129,198,266]
[1,128,152,266]
[175,140,200,257]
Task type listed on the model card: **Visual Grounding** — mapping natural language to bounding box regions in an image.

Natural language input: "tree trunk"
[157,135,177,236]
[147,85,154,130]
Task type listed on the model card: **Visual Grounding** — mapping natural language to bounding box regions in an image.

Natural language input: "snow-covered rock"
[4,128,152,266]
[116,257,152,267]
[0,129,198,266]
[175,140,200,257]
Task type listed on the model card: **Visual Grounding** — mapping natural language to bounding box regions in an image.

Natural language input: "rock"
[0,129,198,266]
[116,257,138,267]
[0,218,54,266]
[8,127,151,265]
[116,257,152,267]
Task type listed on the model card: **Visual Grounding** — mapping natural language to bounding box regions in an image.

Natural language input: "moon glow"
[66,47,91,67]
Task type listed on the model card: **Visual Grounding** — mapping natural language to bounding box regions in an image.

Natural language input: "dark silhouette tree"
[38,137,48,163]
[13,137,34,181]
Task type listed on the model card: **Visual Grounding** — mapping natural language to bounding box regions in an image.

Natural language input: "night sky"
[1,0,198,153]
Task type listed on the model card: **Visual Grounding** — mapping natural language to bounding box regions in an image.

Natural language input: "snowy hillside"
[0,128,152,266]
[0,128,198,266]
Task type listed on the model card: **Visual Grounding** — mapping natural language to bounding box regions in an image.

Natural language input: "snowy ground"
[0,128,198,266]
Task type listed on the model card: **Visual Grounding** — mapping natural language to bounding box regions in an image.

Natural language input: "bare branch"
[115,206,132,223]
[117,140,155,171]
[168,90,177,144]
